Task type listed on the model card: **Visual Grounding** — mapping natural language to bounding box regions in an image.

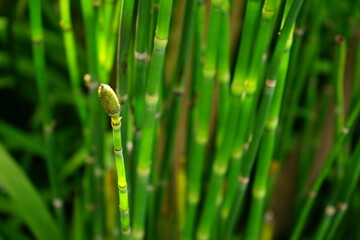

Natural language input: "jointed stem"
[98,84,132,239]
[29,0,66,238]
[132,0,173,238]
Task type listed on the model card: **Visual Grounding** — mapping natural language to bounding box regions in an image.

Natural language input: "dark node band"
[106,107,120,115]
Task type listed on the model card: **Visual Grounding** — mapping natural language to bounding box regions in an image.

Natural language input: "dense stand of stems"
[219,0,262,233]
[182,0,223,238]
[132,0,173,238]
[197,0,278,238]
[181,2,206,239]
[16,0,360,239]
[225,0,305,237]
[244,1,295,238]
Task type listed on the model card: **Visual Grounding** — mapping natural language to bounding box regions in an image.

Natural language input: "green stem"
[132,0,173,238]
[59,0,87,127]
[28,0,65,238]
[117,0,136,165]
[219,0,263,235]
[182,2,206,239]
[183,0,223,238]
[244,2,295,237]
[226,0,305,237]
[325,139,360,240]
[98,84,132,239]
[158,0,198,222]
[133,0,151,129]
[290,99,360,239]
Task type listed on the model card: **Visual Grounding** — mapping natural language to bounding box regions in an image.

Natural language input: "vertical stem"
[98,84,132,240]
[132,0,173,239]
[28,0,65,238]
[219,0,263,235]
[133,0,151,130]
[182,2,206,239]
[290,100,360,240]
[226,0,305,237]
[117,0,136,164]
[158,0,198,221]
[244,1,295,238]
[183,0,223,238]
[80,0,104,237]
[59,0,87,127]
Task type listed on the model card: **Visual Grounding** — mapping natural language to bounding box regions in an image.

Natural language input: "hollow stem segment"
[132,0,173,238]
[98,84,132,239]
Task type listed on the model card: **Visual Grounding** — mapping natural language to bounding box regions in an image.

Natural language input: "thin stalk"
[219,0,263,233]
[351,40,360,104]
[99,0,115,83]
[117,0,136,164]
[215,0,231,148]
[226,0,305,237]
[132,0,173,238]
[295,74,317,205]
[244,2,294,238]
[197,0,277,238]
[182,2,206,239]
[290,100,360,239]
[59,0,87,127]
[160,0,197,196]
[105,0,122,73]
[148,0,160,52]
[310,36,347,240]
[156,0,198,231]
[277,0,325,161]
[98,84,132,240]
[28,0,65,238]
[133,0,151,129]
[325,140,360,240]
[333,35,347,175]
[80,0,104,237]
[182,0,223,238]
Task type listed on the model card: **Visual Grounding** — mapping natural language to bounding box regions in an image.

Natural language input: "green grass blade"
[0,143,60,240]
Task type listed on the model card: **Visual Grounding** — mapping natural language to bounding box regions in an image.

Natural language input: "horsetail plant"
[98,84,132,240]
[132,0,173,238]
[28,0,66,237]
[244,1,295,238]
[225,0,305,236]
[3,0,360,240]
